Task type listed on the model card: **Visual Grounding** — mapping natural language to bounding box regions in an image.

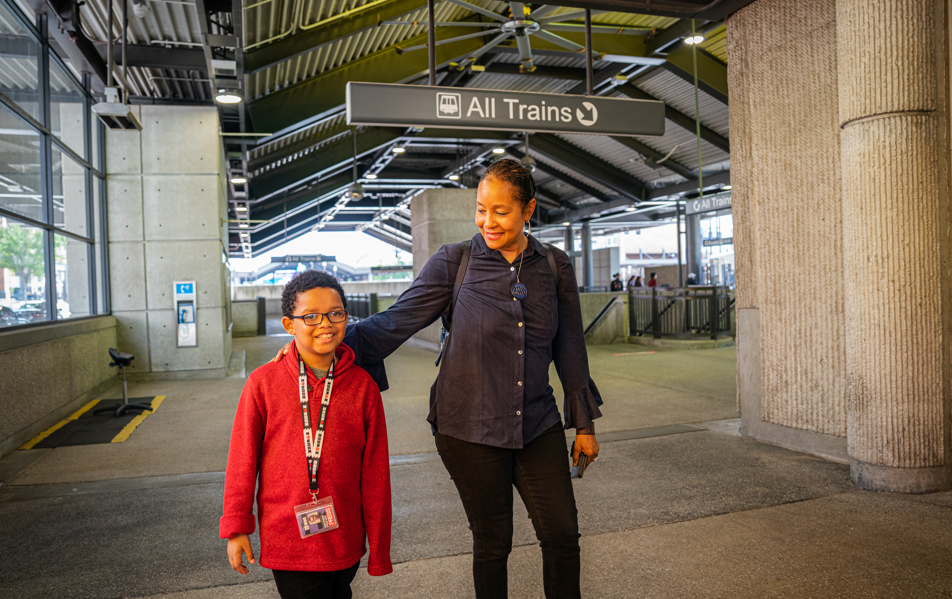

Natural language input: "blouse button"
[516,411,522,416]
[518,350,523,355]
[518,381,523,386]
[510,267,515,271]
[518,322,523,327]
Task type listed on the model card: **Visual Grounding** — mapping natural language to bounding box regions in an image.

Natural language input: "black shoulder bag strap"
[435,240,471,367]
[543,243,559,287]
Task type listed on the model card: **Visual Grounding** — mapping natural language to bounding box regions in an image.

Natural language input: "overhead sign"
[685,194,732,216]
[272,255,336,263]
[346,82,665,137]
[703,237,734,247]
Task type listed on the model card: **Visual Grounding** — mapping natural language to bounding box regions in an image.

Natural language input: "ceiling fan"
[390,1,662,74]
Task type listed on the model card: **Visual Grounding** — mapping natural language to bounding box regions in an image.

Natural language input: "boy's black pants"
[272,561,360,599]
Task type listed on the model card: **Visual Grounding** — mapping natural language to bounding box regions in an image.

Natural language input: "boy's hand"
[227,534,256,575]
[271,343,292,363]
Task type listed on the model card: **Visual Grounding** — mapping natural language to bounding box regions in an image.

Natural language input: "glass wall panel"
[52,145,87,236]
[0,104,42,222]
[0,2,40,121]
[92,175,106,313]
[49,54,86,160]
[0,217,47,325]
[55,232,90,318]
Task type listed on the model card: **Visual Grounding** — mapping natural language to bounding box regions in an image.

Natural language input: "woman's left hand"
[572,431,600,467]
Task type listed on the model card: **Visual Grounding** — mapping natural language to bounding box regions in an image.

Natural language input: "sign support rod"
[428,0,436,86]
[691,19,703,197]
[585,9,594,95]
[676,201,683,287]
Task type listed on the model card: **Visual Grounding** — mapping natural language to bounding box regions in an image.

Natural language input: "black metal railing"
[629,286,733,339]
[345,293,379,321]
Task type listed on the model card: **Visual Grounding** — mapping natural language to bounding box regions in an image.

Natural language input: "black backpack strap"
[543,243,560,290]
[435,240,471,367]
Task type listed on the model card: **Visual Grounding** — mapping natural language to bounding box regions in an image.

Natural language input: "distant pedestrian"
[686,272,698,286]
[632,276,643,288]
[626,276,637,290]
[611,274,624,292]
[647,273,658,288]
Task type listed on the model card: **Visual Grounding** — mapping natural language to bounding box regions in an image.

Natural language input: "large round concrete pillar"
[838,0,951,492]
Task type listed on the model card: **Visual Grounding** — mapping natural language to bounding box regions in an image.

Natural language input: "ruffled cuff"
[219,514,256,539]
[562,378,603,430]
[368,562,394,576]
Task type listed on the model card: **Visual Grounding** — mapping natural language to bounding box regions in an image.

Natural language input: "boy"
[221,270,392,599]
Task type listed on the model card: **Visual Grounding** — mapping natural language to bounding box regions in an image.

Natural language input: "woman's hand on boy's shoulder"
[227,534,256,575]
[271,342,292,363]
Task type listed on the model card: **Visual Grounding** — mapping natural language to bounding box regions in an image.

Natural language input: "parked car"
[0,306,27,327]
[15,301,46,323]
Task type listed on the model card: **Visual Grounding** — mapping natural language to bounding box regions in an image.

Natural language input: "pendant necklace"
[511,234,529,301]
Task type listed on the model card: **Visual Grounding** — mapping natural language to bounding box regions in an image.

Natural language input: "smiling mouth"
[314,333,336,341]
[484,231,504,240]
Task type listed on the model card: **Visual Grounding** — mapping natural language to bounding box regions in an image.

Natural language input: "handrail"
[629,286,733,340]
[583,296,623,338]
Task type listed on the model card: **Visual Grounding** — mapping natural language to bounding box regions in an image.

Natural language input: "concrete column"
[686,213,701,283]
[410,188,477,346]
[106,105,232,377]
[581,222,593,290]
[838,0,951,492]
[563,224,574,254]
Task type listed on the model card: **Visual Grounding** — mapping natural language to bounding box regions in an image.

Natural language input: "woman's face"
[475,177,535,253]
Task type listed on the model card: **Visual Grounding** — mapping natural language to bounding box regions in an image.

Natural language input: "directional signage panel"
[346,82,665,137]
[685,194,732,216]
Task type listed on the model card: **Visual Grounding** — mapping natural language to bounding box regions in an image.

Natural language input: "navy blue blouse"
[344,233,603,449]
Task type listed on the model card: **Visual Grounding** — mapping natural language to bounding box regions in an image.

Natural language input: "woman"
[631,276,643,288]
[275,159,602,599]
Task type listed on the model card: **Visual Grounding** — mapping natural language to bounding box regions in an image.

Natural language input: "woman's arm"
[550,249,604,444]
[347,244,459,367]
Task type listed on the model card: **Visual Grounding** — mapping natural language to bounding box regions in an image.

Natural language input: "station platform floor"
[1,328,951,598]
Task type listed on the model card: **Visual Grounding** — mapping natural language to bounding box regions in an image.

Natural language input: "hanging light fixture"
[215,90,243,104]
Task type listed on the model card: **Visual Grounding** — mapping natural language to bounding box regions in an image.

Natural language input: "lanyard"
[298,354,335,500]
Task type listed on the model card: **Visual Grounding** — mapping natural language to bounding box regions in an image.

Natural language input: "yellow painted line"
[111,396,165,443]
[20,399,102,450]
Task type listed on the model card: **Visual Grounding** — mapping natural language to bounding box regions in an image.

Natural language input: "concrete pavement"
[1,328,950,598]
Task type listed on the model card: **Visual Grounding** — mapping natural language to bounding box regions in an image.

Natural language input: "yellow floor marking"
[111,396,165,443]
[20,399,102,450]
[612,351,658,356]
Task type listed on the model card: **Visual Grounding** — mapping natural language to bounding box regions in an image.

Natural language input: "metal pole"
[564,224,574,254]
[427,0,436,86]
[106,0,114,87]
[581,221,594,290]
[691,19,703,195]
[122,0,128,101]
[584,9,594,96]
[676,202,683,287]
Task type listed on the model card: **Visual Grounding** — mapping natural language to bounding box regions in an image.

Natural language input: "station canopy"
[34,0,747,257]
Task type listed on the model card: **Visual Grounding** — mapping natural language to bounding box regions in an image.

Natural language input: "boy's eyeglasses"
[289,311,349,325]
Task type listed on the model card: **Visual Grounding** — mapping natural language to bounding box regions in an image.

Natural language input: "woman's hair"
[479,158,536,209]
[282,270,348,317]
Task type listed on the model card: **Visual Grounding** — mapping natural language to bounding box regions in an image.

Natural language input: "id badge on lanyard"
[294,354,340,539]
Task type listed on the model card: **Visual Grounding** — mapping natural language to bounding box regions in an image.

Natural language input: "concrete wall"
[106,105,232,378]
[231,301,258,338]
[411,188,478,347]
[0,317,118,458]
[592,247,620,289]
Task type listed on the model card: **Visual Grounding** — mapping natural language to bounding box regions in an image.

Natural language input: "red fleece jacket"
[220,342,393,575]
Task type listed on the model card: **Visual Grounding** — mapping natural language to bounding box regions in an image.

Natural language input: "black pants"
[272,561,360,599]
[435,423,581,599]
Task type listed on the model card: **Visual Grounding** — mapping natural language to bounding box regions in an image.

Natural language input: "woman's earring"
[524,220,531,237]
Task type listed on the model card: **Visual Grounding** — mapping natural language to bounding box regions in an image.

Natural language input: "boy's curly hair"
[281,270,348,318]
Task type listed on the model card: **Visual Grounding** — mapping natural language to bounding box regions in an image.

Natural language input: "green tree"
[0,223,45,300]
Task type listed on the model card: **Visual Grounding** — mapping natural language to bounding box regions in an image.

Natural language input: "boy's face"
[281,287,347,365]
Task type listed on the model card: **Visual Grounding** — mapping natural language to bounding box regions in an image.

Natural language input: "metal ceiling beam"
[644,19,698,54]
[615,82,729,152]
[250,127,404,200]
[609,135,696,180]
[531,134,645,202]
[248,121,350,172]
[662,45,728,104]
[520,0,754,21]
[364,226,413,252]
[504,145,617,205]
[244,0,429,74]
[97,44,207,71]
[247,25,487,133]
